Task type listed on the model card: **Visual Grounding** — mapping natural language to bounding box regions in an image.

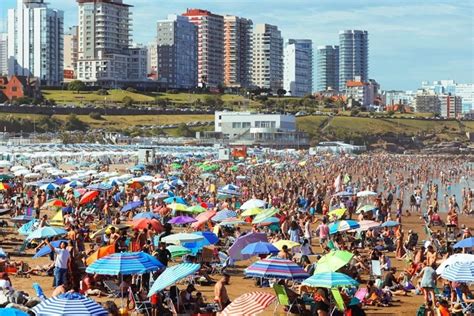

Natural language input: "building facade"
[382,90,415,106]
[223,15,253,89]
[439,95,462,119]
[63,26,78,82]
[339,30,368,92]
[0,34,7,76]
[421,80,473,114]
[128,45,148,81]
[344,76,379,106]
[316,45,339,92]
[182,9,224,88]
[414,92,441,114]
[283,39,313,97]
[76,0,147,87]
[252,24,283,93]
[7,0,64,86]
[146,42,158,78]
[156,14,197,89]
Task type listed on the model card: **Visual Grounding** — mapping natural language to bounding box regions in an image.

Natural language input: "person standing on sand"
[45,239,70,288]
[214,274,231,311]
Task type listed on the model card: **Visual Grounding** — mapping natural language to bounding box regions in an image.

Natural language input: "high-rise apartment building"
[439,95,462,118]
[421,80,473,113]
[0,33,7,75]
[316,45,339,92]
[414,91,441,114]
[147,42,158,77]
[156,14,197,89]
[76,0,146,87]
[223,15,253,89]
[339,30,368,91]
[252,24,283,93]
[283,39,313,97]
[128,45,148,81]
[64,26,78,81]
[182,9,224,88]
[7,0,64,86]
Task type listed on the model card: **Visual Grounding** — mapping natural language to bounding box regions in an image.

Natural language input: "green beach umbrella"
[185,205,207,214]
[252,208,279,224]
[314,250,354,273]
[167,245,192,258]
[356,204,376,214]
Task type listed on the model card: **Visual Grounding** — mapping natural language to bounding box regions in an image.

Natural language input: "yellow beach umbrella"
[241,208,263,217]
[273,240,300,250]
[328,208,347,220]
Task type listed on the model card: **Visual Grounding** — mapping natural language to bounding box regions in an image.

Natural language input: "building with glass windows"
[284,39,313,97]
[339,30,368,92]
[316,45,339,92]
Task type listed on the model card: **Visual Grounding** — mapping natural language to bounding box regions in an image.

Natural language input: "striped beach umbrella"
[302,272,359,288]
[244,257,310,280]
[79,190,99,205]
[353,220,380,232]
[221,292,276,316]
[31,292,107,315]
[212,209,237,222]
[148,263,201,296]
[328,220,360,234]
[241,207,263,217]
[436,254,474,274]
[161,233,204,245]
[26,226,67,240]
[440,261,474,282]
[241,199,266,210]
[252,208,279,224]
[85,252,163,275]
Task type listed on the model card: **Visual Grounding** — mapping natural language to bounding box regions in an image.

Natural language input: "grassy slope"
[42,90,155,103]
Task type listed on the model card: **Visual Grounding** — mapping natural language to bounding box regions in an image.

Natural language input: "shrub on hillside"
[68,80,86,93]
[96,89,109,96]
[126,87,137,93]
[89,112,103,120]
[64,114,88,131]
[122,96,134,108]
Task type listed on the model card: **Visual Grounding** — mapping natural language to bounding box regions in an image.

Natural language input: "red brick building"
[0,75,40,101]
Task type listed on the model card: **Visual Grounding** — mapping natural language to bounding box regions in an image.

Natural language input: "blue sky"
[1,0,473,90]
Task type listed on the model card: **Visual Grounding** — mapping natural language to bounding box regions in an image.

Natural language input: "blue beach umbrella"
[40,183,59,191]
[244,257,309,280]
[86,252,163,275]
[211,209,237,222]
[453,237,474,248]
[148,263,201,296]
[241,241,279,256]
[121,201,143,213]
[18,219,37,235]
[54,178,70,185]
[33,240,68,258]
[381,220,400,228]
[26,226,67,240]
[133,212,160,220]
[441,261,474,283]
[302,272,359,288]
[182,231,219,255]
[164,196,186,205]
[31,292,107,315]
[328,220,360,234]
[0,308,29,316]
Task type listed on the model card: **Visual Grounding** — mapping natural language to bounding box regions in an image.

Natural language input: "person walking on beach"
[214,274,231,311]
[45,239,70,288]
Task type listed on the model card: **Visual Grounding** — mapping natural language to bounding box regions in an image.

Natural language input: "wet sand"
[2,210,473,315]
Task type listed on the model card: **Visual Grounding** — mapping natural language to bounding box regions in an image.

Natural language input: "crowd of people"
[0,152,472,315]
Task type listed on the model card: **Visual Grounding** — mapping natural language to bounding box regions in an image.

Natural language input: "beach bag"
[416,304,426,316]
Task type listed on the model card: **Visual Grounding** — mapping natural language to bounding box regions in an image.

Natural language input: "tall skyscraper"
[182,9,224,88]
[76,0,146,87]
[64,26,78,82]
[223,15,253,89]
[156,14,197,89]
[252,24,283,93]
[316,45,339,92]
[339,30,368,91]
[283,39,313,97]
[7,0,64,86]
[0,33,7,76]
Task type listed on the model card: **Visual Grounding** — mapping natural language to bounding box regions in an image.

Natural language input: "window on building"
[232,122,242,128]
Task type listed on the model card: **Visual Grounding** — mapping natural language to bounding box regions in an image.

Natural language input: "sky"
[0,0,473,91]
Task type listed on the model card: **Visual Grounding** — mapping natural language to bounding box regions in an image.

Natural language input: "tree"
[175,123,194,137]
[203,95,223,109]
[96,89,109,96]
[276,89,287,97]
[64,114,88,131]
[89,112,103,120]
[68,80,86,93]
[122,96,134,108]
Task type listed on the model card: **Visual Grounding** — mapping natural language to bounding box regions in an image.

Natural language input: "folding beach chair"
[103,279,121,298]
[455,287,473,314]
[370,260,382,280]
[273,283,301,316]
[354,287,368,304]
[32,283,46,301]
[128,287,152,316]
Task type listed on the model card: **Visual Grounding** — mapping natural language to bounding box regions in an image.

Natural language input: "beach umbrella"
[252,208,279,224]
[194,231,219,244]
[161,233,205,245]
[315,251,354,273]
[18,219,37,235]
[170,179,185,187]
[333,191,353,197]
[241,199,266,210]
[0,183,10,190]
[0,308,28,316]
[241,208,263,217]
[147,192,169,200]
[356,204,377,213]
[31,292,107,315]
[67,180,84,188]
[148,263,200,296]
[302,272,359,288]
[212,209,237,222]
[381,220,400,228]
[133,218,163,232]
[166,245,192,258]
[54,178,70,185]
[453,237,474,248]
[221,292,276,316]
[164,196,186,205]
[220,184,240,192]
[441,261,474,283]
[185,205,207,214]
[127,180,144,189]
[168,215,197,225]
[132,212,160,220]
[11,215,35,223]
[85,244,116,266]
[26,226,67,240]
[220,217,246,226]
[229,232,268,261]
[244,257,310,280]
[33,240,68,258]
[328,220,360,234]
[436,254,474,274]
[79,190,99,205]
[191,209,217,229]
[356,190,377,197]
[353,220,380,231]
[90,224,130,239]
[241,241,279,256]
[170,163,182,170]
[40,183,59,191]
[182,231,219,254]
[0,174,13,181]
[0,248,7,258]
[328,208,347,220]
[256,217,280,226]
[121,201,143,213]
[166,202,188,212]
[272,240,300,250]
[218,188,240,196]
[86,252,163,275]
[47,198,66,208]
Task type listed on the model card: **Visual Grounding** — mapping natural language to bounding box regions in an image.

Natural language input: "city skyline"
[0,0,472,91]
